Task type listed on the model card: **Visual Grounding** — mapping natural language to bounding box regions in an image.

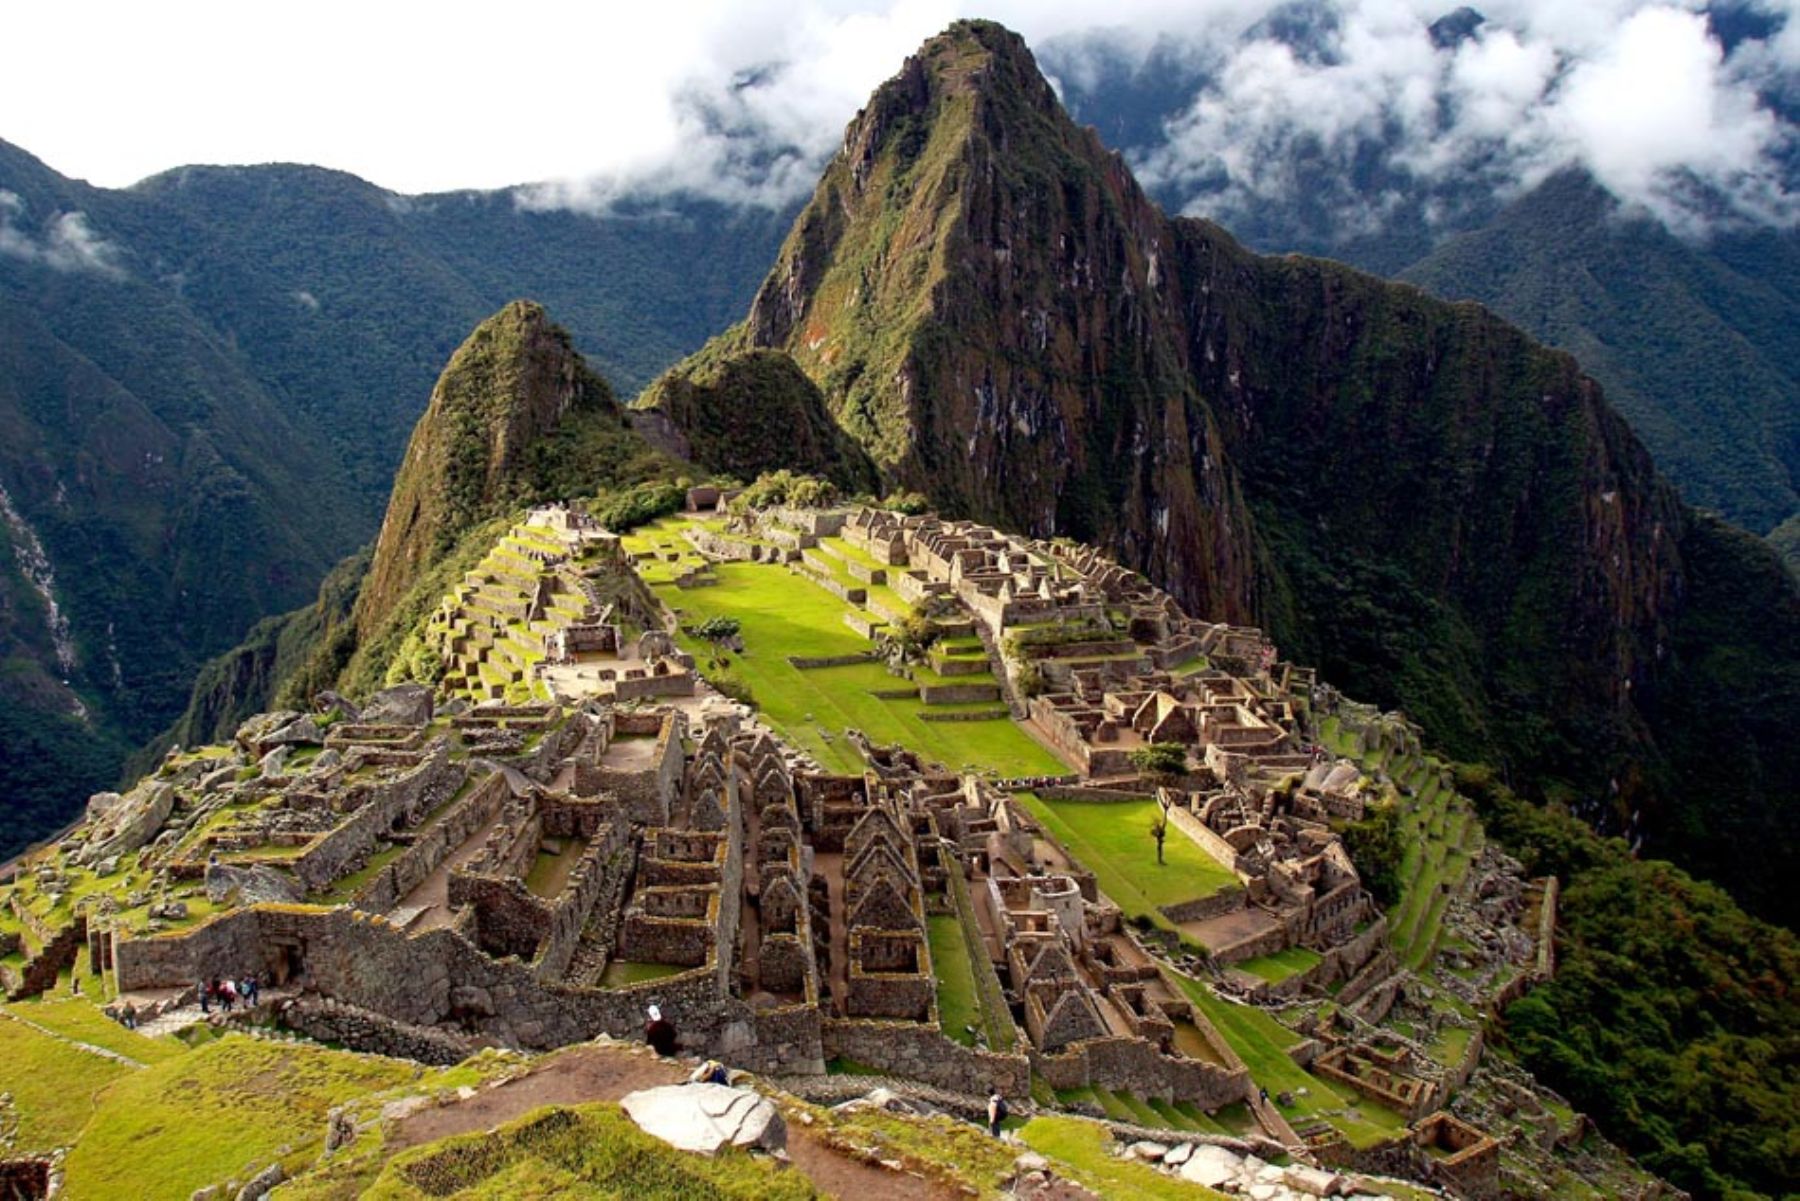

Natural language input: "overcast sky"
[4,0,1796,232]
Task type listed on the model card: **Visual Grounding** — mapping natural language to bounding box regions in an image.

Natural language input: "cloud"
[1134,1,1798,234]
[0,191,127,276]
[0,1,1793,237]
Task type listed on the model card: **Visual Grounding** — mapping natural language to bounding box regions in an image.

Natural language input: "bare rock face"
[619,1083,787,1157]
[360,683,434,726]
[206,863,303,906]
[79,780,176,866]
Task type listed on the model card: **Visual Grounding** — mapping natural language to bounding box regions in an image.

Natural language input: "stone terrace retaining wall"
[822,1018,1030,1096]
[279,995,474,1065]
[1033,1034,1250,1109]
[116,904,820,1070]
[533,826,628,981]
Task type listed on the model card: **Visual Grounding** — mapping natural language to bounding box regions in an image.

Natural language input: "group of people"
[198,973,261,1014]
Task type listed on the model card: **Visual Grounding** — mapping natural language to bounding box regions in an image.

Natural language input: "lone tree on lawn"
[1150,806,1168,865]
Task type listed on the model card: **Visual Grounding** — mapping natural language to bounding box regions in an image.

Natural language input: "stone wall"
[292,744,466,894]
[353,771,510,914]
[533,827,627,980]
[918,681,1002,704]
[822,1019,1030,1096]
[1033,1034,1250,1109]
[278,995,474,1065]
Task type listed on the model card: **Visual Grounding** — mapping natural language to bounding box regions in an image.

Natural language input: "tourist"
[644,1004,678,1056]
[119,1001,138,1030]
[220,979,237,1012]
[198,978,211,1014]
[691,1059,730,1086]
[987,1089,1008,1138]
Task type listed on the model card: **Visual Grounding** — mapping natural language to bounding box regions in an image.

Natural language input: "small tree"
[694,616,741,645]
[1150,808,1168,865]
[1130,742,1189,782]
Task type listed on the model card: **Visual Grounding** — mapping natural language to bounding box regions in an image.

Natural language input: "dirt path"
[389,1045,685,1149]
[386,1043,963,1199]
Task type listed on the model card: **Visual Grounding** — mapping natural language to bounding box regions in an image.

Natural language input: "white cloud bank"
[1,1,1793,233]
[1138,1,1800,232]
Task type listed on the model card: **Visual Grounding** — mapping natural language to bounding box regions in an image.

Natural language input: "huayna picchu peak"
[1,15,1796,1201]
[644,18,1800,934]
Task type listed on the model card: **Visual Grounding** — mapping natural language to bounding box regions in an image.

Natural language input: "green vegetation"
[635,347,878,493]
[1014,795,1238,922]
[655,561,1063,777]
[1020,1115,1230,1199]
[1233,946,1322,985]
[361,1103,817,1200]
[926,914,982,1046]
[600,960,686,988]
[815,1104,1019,1198]
[0,1012,135,1152]
[1463,765,1800,1201]
[60,1034,417,1199]
[1129,743,1189,779]
[3,996,187,1065]
[1165,973,1405,1149]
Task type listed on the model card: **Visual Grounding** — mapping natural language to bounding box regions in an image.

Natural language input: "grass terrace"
[60,1034,418,1200]
[1234,946,1323,985]
[599,960,687,989]
[1020,1115,1231,1200]
[654,561,1064,777]
[0,1009,136,1153]
[1165,972,1407,1149]
[1013,794,1239,929]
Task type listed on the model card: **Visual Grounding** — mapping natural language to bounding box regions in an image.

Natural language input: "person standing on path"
[987,1089,1008,1138]
[644,1004,678,1056]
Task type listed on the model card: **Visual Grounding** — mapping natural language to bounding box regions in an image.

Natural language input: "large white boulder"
[1180,1144,1244,1188]
[620,1083,787,1156]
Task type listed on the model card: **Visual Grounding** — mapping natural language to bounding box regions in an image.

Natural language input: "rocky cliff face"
[659,20,1800,923]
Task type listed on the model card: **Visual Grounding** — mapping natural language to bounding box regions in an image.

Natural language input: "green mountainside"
[156,302,690,749]
[1401,170,1800,536]
[0,141,786,856]
[648,20,1800,926]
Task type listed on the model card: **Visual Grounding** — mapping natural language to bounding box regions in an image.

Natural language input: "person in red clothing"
[644,1004,678,1056]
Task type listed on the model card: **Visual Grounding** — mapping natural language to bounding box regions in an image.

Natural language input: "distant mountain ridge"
[0,138,787,858]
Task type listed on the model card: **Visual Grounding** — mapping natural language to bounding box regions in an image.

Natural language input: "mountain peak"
[351,299,613,648]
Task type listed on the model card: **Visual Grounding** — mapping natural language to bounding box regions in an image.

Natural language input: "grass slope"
[60,1035,418,1200]
[1014,794,1238,922]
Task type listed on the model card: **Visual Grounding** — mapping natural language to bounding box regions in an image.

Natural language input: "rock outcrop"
[619,1083,787,1157]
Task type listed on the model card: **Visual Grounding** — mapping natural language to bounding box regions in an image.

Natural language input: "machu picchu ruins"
[1,496,1663,1201]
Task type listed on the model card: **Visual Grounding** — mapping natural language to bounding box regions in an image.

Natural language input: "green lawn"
[599,960,687,988]
[926,914,982,1046]
[1014,795,1238,924]
[1234,946,1323,984]
[3,997,188,1064]
[1165,972,1406,1149]
[60,1035,418,1200]
[0,1012,135,1153]
[654,562,1064,777]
